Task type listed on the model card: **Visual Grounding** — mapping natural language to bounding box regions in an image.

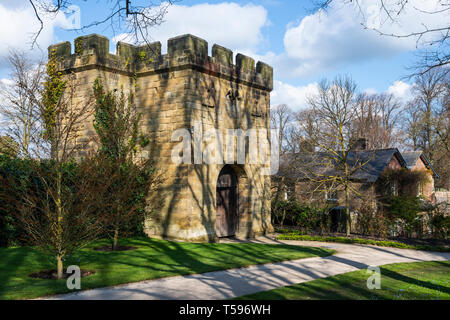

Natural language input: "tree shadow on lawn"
[309,263,450,299]
[61,247,339,300]
[69,238,333,290]
[115,240,334,299]
[365,245,450,261]
[0,246,34,298]
[241,262,450,300]
[253,276,386,300]
[0,246,70,299]
[434,260,450,268]
[0,237,333,299]
[380,267,450,295]
[56,238,260,295]
[128,238,331,270]
[101,241,448,301]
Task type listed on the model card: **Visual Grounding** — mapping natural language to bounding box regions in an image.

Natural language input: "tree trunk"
[276,176,285,202]
[281,208,286,226]
[345,185,351,237]
[426,101,432,159]
[112,228,119,250]
[56,169,64,279]
[56,254,63,279]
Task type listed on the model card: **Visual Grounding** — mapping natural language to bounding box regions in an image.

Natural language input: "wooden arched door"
[216,165,238,237]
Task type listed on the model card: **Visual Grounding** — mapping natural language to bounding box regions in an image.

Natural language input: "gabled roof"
[402,151,422,168]
[279,148,407,183]
[347,148,407,182]
[402,151,439,178]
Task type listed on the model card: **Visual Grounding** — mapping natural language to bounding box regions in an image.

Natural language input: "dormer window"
[390,180,398,196]
[417,182,424,196]
[326,190,338,202]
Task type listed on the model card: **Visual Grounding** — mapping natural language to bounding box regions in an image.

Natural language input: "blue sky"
[1,0,443,110]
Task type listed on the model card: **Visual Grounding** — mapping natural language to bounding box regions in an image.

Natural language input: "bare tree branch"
[27,0,178,48]
[314,0,450,76]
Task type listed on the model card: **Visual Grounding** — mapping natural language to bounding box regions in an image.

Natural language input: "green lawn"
[0,237,334,300]
[237,261,450,300]
[276,231,450,252]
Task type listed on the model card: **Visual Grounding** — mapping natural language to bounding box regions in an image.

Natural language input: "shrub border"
[277,232,450,252]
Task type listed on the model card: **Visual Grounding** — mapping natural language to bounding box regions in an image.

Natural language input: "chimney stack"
[350,137,367,151]
[300,136,314,152]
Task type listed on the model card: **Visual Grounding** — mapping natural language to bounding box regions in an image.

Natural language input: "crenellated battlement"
[47,33,274,242]
[48,34,273,91]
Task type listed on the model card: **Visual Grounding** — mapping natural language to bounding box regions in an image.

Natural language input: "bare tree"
[28,0,177,47]
[434,99,450,188]
[315,0,450,75]
[285,108,318,154]
[435,81,450,154]
[0,136,19,157]
[270,104,293,156]
[0,51,99,279]
[404,101,424,150]
[403,67,449,189]
[408,68,448,160]
[0,155,110,277]
[274,107,318,202]
[0,51,46,158]
[299,75,369,236]
[351,92,404,149]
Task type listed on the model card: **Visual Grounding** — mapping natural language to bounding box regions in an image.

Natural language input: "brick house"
[402,151,439,203]
[274,138,441,233]
[274,146,408,232]
[280,147,406,205]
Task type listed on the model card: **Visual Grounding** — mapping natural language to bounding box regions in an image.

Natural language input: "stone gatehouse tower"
[49,33,274,242]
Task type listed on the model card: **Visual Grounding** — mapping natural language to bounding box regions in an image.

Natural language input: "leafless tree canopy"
[28,0,177,47]
[307,75,358,153]
[310,76,371,235]
[0,51,46,158]
[276,69,449,191]
[404,67,450,188]
[270,104,293,157]
[351,92,404,150]
[0,59,99,278]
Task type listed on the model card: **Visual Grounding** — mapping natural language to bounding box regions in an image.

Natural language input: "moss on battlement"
[48,34,273,91]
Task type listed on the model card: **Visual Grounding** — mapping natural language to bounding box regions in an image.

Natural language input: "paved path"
[46,237,450,300]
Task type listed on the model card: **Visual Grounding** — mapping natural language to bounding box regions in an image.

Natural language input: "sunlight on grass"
[237,261,450,300]
[0,237,334,300]
[276,231,450,252]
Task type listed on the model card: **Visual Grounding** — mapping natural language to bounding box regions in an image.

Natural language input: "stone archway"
[216,165,238,237]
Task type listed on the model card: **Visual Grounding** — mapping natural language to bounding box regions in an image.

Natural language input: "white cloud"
[271,80,319,111]
[0,78,12,132]
[0,78,13,87]
[0,1,72,68]
[272,79,415,112]
[387,80,413,102]
[277,0,448,78]
[114,2,269,55]
[364,88,378,95]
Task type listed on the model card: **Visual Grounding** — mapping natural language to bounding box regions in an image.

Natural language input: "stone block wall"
[49,33,274,242]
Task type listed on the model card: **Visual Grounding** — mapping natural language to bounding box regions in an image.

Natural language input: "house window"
[417,182,424,196]
[326,190,338,202]
[390,180,398,196]
[284,185,295,200]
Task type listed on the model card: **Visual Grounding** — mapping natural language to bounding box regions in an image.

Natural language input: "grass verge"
[237,261,450,300]
[0,237,334,300]
[277,231,450,252]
